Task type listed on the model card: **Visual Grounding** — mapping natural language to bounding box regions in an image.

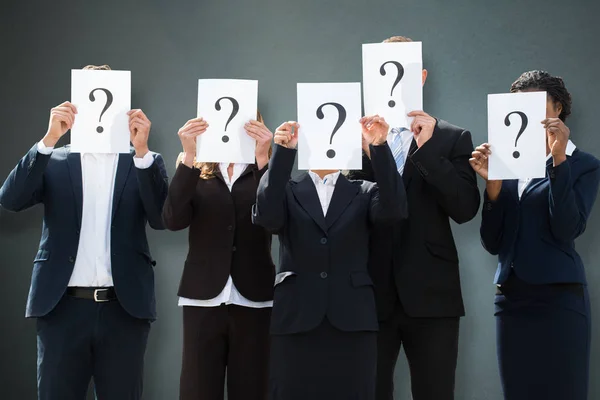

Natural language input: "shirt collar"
[308,170,341,186]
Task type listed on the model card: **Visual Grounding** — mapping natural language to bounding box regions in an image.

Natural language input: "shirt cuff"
[37,141,54,155]
[133,151,155,169]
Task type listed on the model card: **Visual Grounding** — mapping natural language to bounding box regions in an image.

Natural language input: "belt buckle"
[93,288,110,303]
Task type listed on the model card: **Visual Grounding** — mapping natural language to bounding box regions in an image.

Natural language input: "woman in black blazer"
[470,71,600,400]
[162,113,275,400]
[253,116,407,400]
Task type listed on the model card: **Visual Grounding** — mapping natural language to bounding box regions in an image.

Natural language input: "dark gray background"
[1,0,599,399]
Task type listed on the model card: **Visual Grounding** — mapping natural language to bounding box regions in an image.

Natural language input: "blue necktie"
[390,127,407,175]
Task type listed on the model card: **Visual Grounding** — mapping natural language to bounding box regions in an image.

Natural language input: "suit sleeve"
[252,144,295,233]
[480,188,506,255]
[547,157,600,242]
[346,152,375,182]
[135,153,168,230]
[162,162,200,231]
[0,143,50,212]
[409,126,481,224]
[368,143,408,224]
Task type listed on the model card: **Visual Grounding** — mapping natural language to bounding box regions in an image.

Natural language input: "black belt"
[496,283,584,297]
[67,287,117,302]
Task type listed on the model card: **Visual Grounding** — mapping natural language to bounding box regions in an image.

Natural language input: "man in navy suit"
[0,65,169,400]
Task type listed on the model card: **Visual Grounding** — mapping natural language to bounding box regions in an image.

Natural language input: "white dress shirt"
[388,127,413,175]
[517,140,577,199]
[308,170,341,216]
[178,163,273,309]
[36,141,155,287]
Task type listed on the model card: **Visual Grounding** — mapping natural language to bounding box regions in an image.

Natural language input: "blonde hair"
[383,36,413,43]
[176,110,272,179]
[83,64,112,71]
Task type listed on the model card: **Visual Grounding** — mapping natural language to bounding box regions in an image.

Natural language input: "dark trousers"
[36,295,151,400]
[180,305,271,400]
[376,300,460,400]
[496,274,591,400]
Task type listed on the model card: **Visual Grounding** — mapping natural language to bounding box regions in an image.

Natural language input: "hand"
[408,111,436,148]
[542,118,570,166]
[360,115,389,146]
[274,121,299,149]
[470,143,502,200]
[469,143,492,181]
[178,117,209,167]
[245,119,273,167]
[43,101,77,147]
[128,109,152,158]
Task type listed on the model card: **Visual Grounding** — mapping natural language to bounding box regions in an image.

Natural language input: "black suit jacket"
[252,143,407,335]
[0,144,169,320]
[348,119,480,319]
[162,162,275,302]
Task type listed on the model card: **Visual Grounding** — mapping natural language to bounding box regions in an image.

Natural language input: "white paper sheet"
[196,79,258,164]
[71,70,131,153]
[363,42,423,129]
[488,92,547,180]
[297,83,362,170]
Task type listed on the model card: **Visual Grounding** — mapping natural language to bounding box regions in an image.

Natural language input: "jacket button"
[320,272,328,279]
[320,237,327,245]
[227,225,233,231]
[68,256,75,263]
[232,246,237,252]
[486,203,493,211]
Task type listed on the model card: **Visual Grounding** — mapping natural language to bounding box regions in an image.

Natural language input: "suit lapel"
[402,139,418,190]
[504,179,519,202]
[111,151,133,220]
[66,148,83,228]
[325,175,359,228]
[291,173,328,233]
[520,178,544,201]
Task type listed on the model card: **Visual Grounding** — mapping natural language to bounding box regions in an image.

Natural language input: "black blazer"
[0,144,169,320]
[348,119,480,319]
[162,162,275,302]
[252,143,407,335]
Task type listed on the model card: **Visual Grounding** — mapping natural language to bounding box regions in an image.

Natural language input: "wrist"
[42,134,59,148]
[486,180,502,201]
[182,152,195,168]
[135,146,149,158]
[553,154,567,166]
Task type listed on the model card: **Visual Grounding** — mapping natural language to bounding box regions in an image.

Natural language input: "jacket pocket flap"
[425,241,458,263]
[350,271,373,287]
[274,271,297,287]
[34,249,50,262]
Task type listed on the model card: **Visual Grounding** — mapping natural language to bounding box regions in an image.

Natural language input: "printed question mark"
[214,96,240,143]
[504,111,528,158]
[316,102,347,159]
[89,88,113,133]
[379,61,405,108]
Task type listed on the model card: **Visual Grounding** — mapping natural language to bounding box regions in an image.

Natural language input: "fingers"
[407,110,429,117]
[56,101,78,114]
[179,119,208,135]
[52,110,75,129]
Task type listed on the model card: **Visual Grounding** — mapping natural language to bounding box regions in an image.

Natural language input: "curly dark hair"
[510,70,572,121]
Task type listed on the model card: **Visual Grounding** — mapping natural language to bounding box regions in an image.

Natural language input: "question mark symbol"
[89,88,113,133]
[504,111,528,158]
[380,61,405,108]
[215,96,240,143]
[316,102,347,159]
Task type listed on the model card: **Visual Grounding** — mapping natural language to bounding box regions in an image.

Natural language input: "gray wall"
[1,0,599,399]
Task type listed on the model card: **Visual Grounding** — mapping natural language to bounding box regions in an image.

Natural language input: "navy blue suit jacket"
[480,149,600,285]
[0,143,169,319]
